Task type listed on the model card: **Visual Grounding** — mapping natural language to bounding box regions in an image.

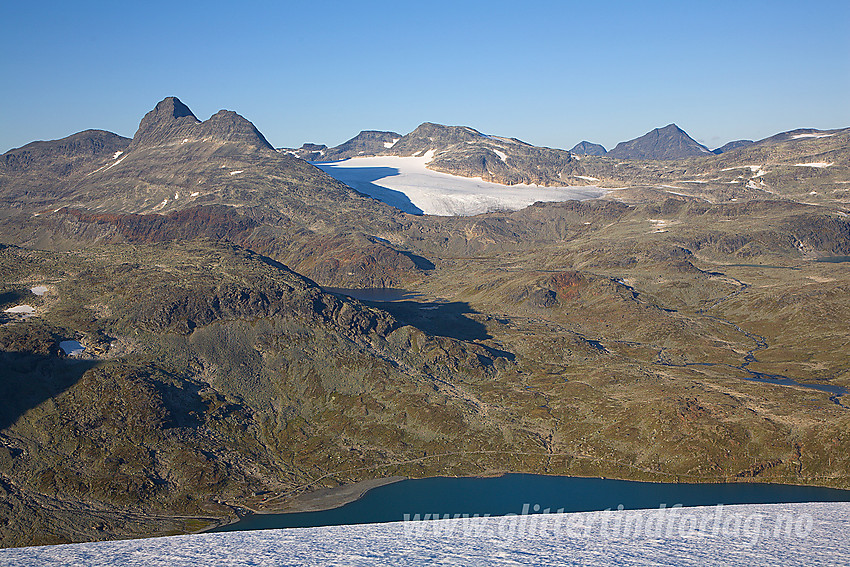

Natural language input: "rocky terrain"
[288,121,850,205]
[283,131,402,162]
[712,139,754,154]
[1,97,849,547]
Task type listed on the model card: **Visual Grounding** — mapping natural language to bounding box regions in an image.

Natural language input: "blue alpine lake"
[323,287,421,302]
[211,474,850,532]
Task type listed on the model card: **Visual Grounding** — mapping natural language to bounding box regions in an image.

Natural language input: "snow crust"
[315,156,606,216]
[230,170,243,175]
[3,502,847,566]
[104,156,126,171]
[721,165,761,172]
[794,162,834,168]
[3,305,35,314]
[30,286,48,296]
[792,133,834,139]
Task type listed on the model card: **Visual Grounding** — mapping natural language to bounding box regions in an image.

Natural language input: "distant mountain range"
[4,98,847,213]
[279,119,848,201]
[285,120,849,168]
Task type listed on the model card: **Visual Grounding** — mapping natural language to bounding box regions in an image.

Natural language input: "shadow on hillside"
[398,250,435,270]
[0,351,97,430]
[367,300,491,342]
[313,164,424,215]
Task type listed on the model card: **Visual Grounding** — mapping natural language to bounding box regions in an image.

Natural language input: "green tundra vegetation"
[0,98,848,546]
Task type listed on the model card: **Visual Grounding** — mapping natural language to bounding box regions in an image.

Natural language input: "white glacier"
[314,156,606,216]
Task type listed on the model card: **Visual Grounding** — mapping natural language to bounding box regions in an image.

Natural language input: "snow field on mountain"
[315,155,606,216]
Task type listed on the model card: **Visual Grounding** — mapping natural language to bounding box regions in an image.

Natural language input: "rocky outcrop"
[283,142,329,161]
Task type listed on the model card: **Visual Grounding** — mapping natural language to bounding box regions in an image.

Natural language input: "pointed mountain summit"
[128,97,200,149]
[607,124,711,160]
[570,141,607,156]
[128,96,273,151]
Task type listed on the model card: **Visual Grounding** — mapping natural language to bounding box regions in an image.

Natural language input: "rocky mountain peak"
[128,97,273,151]
[154,96,198,121]
[128,97,201,150]
[570,141,607,156]
[203,110,274,150]
[389,122,486,156]
[606,123,710,160]
[658,123,684,133]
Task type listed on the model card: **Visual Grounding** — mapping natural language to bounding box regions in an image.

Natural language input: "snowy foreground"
[314,155,606,216]
[3,502,848,566]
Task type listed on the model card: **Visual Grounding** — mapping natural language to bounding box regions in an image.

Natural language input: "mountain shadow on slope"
[0,327,98,429]
[312,163,424,215]
[366,300,491,342]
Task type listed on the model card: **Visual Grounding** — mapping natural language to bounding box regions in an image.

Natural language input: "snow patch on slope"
[794,162,834,168]
[3,305,35,314]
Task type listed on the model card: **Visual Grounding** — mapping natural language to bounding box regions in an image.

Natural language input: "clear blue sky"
[2,0,848,153]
